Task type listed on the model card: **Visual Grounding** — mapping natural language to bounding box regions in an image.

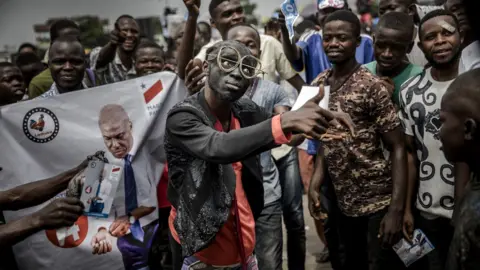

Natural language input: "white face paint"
[438,20,456,33]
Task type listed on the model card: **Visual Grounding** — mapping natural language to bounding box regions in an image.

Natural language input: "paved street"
[282,195,333,270]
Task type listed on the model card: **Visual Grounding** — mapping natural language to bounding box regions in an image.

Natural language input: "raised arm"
[0,162,86,211]
[91,27,125,70]
[278,13,303,67]
[177,0,201,80]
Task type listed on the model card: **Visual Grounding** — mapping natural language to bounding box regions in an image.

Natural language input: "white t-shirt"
[459,40,480,74]
[407,27,428,68]
[398,68,456,219]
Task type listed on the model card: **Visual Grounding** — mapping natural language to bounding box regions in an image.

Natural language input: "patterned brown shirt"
[312,66,400,217]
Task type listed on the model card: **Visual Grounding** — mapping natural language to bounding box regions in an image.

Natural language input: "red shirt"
[169,114,290,266]
[157,165,171,209]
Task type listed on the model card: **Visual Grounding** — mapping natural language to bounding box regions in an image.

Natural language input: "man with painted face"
[307,10,407,270]
[378,0,429,67]
[90,15,140,84]
[166,37,355,270]
[0,62,26,102]
[39,36,98,98]
[192,0,305,92]
[398,9,470,270]
[364,11,424,107]
[225,23,308,270]
[445,0,480,74]
[438,69,480,270]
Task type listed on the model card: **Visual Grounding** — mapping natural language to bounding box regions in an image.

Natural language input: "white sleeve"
[398,87,415,136]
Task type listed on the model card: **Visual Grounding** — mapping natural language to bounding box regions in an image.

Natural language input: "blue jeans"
[275,148,306,270]
[255,200,283,270]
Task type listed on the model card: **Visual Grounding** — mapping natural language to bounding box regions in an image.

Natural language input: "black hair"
[15,52,42,67]
[226,23,261,45]
[134,40,165,60]
[49,35,85,59]
[209,0,244,19]
[265,19,281,31]
[198,21,212,37]
[419,9,460,39]
[49,19,79,42]
[18,43,37,53]
[0,62,18,76]
[376,11,414,40]
[379,0,417,7]
[0,62,15,69]
[115,14,135,25]
[324,10,361,38]
[209,0,228,18]
[206,40,252,62]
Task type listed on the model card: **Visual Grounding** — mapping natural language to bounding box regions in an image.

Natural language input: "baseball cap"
[318,0,346,10]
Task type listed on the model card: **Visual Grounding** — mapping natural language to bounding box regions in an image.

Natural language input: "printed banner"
[0,71,187,270]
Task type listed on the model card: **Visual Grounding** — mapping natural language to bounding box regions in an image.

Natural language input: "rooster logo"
[29,114,45,131]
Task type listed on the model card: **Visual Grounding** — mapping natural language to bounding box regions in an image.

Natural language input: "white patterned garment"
[37,81,89,99]
[398,68,455,219]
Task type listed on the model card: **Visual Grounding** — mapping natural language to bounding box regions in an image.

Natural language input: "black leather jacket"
[164,91,280,256]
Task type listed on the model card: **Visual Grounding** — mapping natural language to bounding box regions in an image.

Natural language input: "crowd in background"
[2,0,480,270]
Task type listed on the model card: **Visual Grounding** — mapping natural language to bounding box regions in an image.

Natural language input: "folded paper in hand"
[281,0,299,43]
[393,229,435,267]
[292,85,330,111]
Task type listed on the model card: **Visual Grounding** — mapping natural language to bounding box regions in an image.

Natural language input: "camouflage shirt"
[312,66,400,217]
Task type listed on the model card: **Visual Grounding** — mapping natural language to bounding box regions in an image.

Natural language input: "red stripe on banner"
[144,80,163,104]
[112,167,121,172]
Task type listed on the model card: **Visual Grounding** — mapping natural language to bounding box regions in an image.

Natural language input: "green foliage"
[76,16,109,49]
[241,0,258,25]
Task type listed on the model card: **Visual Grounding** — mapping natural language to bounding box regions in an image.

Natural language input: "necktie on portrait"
[124,154,145,242]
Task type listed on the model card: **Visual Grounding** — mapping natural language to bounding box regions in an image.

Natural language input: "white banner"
[0,71,186,270]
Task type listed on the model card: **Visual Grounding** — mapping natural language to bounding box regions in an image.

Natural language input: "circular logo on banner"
[45,215,89,248]
[23,107,60,143]
[284,3,294,12]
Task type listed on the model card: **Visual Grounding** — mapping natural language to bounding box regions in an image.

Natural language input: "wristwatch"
[127,213,136,224]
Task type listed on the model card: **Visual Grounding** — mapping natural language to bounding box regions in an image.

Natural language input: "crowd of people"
[1,0,480,269]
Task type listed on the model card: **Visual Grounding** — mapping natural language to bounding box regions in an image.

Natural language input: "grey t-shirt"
[247,78,292,205]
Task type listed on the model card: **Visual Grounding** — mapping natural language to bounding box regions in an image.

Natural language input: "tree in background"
[241,0,258,25]
[76,16,109,49]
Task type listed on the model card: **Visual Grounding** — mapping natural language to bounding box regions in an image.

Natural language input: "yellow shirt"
[28,69,53,99]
